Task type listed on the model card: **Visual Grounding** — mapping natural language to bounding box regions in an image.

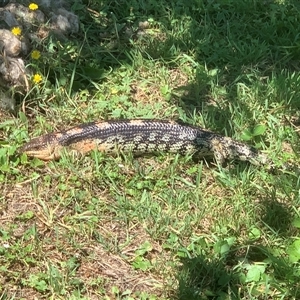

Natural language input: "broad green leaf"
[214,240,231,256]
[249,227,261,239]
[132,257,152,271]
[287,239,300,262]
[253,124,266,136]
[135,241,153,256]
[245,265,266,282]
[220,242,230,255]
[142,241,153,252]
[241,129,253,141]
[226,236,236,246]
[292,218,300,228]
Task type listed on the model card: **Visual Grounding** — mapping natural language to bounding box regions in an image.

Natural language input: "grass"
[1,0,300,299]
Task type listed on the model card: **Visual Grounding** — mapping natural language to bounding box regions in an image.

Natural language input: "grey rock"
[0,29,21,57]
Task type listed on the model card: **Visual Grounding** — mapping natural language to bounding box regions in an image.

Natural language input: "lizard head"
[19,133,63,160]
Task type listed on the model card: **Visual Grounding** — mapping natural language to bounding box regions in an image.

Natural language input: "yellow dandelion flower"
[31,50,41,60]
[29,3,39,10]
[11,27,22,36]
[33,73,42,84]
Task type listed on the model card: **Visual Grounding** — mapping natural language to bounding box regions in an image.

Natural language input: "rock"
[0,0,9,8]
[0,10,19,28]
[0,90,15,113]
[6,3,45,27]
[0,29,21,56]
[34,0,67,10]
[51,8,79,34]
[0,0,81,111]
[0,56,26,87]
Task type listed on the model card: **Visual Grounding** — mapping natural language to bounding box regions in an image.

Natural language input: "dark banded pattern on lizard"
[20,119,271,167]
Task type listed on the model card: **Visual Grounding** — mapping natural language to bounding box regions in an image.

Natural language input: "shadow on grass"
[74,0,300,138]
[258,173,300,237]
[177,254,238,300]
[260,197,294,236]
[25,0,298,130]
[176,244,300,300]
[162,0,300,132]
